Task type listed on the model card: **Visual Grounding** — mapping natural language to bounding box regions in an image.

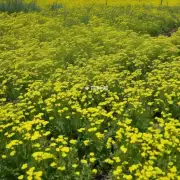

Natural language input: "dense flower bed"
[0,4,180,180]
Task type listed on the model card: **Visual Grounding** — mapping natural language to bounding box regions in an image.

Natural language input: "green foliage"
[0,0,40,13]
[50,2,63,10]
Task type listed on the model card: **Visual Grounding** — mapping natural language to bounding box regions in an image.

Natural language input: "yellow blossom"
[72,164,78,168]
[113,166,122,176]
[113,157,121,163]
[27,176,33,180]
[84,140,90,146]
[18,175,24,180]
[123,175,133,180]
[92,169,98,174]
[90,152,94,156]
[95,132,104,139]
[62,153,67,157]
[21,163,28,170]
[120,145,127,153]
[2,155,7,159]
[10,150,16,156]
[77,128,85,132]
[90,157,96,163]
[81,159,88,164]
[50,162,57,167]
[104,158,114,165]
[75,172,80,176]
[61,147,70,153]
[70,139,77,144]
[58,166,65,171]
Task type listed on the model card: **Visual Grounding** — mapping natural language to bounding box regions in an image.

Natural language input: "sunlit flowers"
[32,152,55,162]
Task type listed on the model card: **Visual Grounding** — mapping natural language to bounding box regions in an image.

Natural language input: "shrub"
[0,0,40,13]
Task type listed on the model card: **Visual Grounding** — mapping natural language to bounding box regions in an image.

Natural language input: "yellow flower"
[113,157,121,163]
[34,171,43,177]
[26,167,35,176]
[90,152,94,156]
[2,155,7,159]
[34,171,43,180]
[18,175,24,180]
[141,152,146,157]
[61,147,70,153]
[92,169,97,174]
[50,162,57,167]
[129,164,138,172]
[130,134,138,143]
[34,176,42,180]
[32,152,54,162]
[168,162,174,166]
[75,172,80,176]
[70,139,77,145]
[21,163,28,170]
[95,132,104,139]
[62,153,67,157]
[27,176,33,180]
[33,143,41,148]
[24,133,31,140]
[10,150,16,156]
[88,127,97,132]
[120,145,127,153]
[83,140,90,146]
[50,143,57,147]
[81,159,88,164]
[123,175,133,180]
[90,157,96,163]
[31,131,41,141]
[124,119,132,125]
[56,147,60,152]
[43,131,51,136]
[72,164,78,168]
[104,158,114,165]
[49,116,55,120]
[170,166,177,173]
[113,166,122,176]
[58,166,65,171]
[62,140,68,145]
[77,128,85,132]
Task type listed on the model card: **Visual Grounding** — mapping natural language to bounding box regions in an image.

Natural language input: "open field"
[0,1,180,180]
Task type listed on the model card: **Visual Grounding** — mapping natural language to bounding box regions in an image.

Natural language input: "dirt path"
[162,27,179,37]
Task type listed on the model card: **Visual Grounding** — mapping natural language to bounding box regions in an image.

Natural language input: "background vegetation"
[36,0,180,6]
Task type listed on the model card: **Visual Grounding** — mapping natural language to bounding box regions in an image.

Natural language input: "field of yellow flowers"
[0,2,180,180]
[36,0,180,6]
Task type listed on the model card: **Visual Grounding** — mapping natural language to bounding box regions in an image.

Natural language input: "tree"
[160,0,163,5]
